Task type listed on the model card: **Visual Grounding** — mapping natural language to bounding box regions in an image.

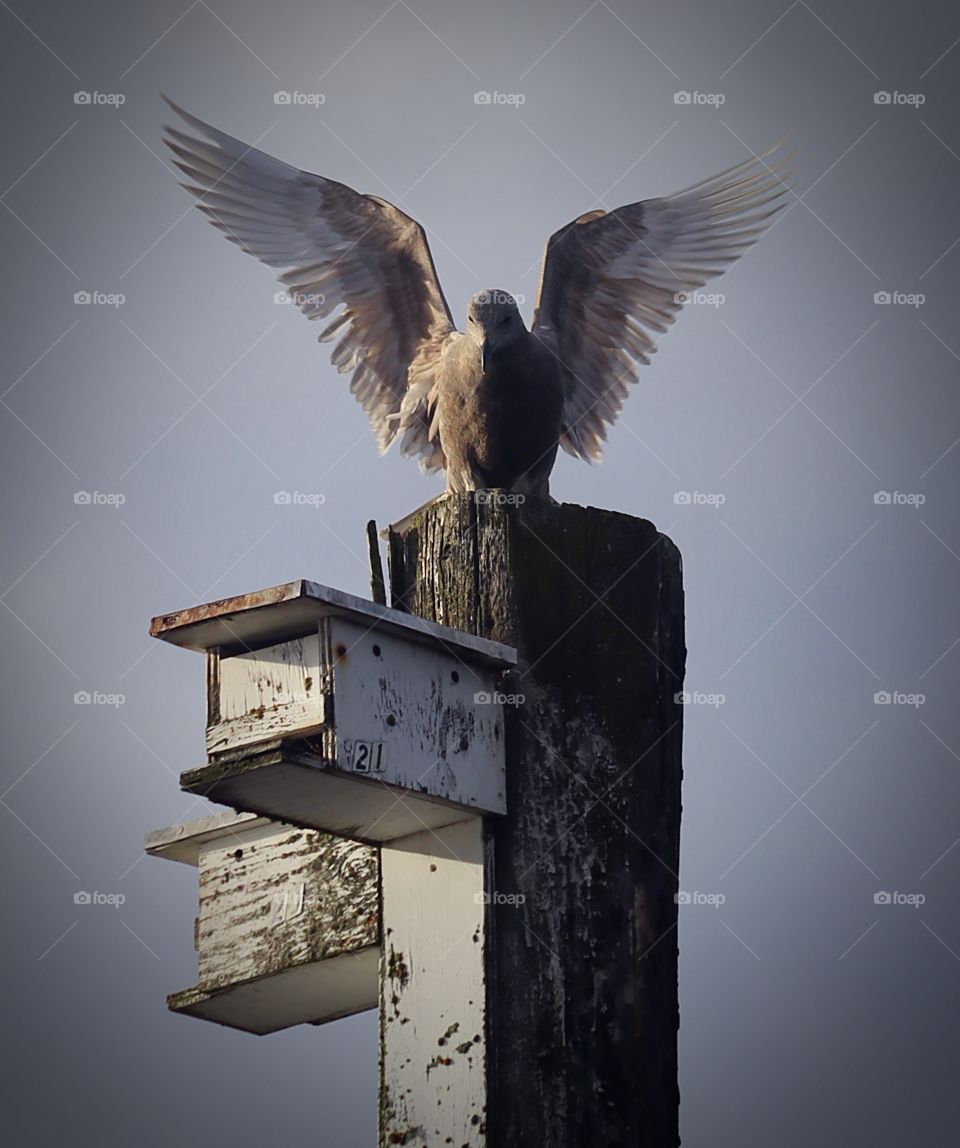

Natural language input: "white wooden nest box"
[145,809,379,1035]
[150,580,516,842]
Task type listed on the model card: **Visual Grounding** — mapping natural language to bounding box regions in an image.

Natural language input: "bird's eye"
[499,316,510,326]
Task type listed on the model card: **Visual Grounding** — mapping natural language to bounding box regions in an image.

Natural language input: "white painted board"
[207,634,325,755]
[147,812,380,1034]
[380,818,488,1145]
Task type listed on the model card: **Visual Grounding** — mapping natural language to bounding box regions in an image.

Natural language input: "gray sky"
[2,0,959,1144]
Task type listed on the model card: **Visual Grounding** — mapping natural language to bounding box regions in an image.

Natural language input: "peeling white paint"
[208,634,325,754]
[192,614,509,843]
[380,818,488,1146]
[147,811,379,1035]
[327,616,505,815]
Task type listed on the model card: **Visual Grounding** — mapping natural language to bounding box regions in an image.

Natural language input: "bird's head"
[466,290,524,370]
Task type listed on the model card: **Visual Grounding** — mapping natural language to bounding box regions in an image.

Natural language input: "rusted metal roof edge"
[149,578,518,667]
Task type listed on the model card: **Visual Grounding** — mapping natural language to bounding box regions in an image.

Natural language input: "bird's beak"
[481,338,491,372]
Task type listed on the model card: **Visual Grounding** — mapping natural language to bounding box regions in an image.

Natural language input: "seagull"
[162,99,790,496]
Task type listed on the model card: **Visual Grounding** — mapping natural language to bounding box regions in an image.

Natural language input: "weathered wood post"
[145,496,684,1147]
[386,494,685,1147]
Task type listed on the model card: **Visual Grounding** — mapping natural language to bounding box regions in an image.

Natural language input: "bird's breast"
[442,336,558,439]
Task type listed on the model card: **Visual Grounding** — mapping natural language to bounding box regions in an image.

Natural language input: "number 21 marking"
[352,740,385,773]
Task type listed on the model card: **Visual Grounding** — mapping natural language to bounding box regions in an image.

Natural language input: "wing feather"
[531,142,792,460]
[162,98,455,467]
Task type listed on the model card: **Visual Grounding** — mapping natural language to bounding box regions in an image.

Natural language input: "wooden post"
[386,494,685,1148]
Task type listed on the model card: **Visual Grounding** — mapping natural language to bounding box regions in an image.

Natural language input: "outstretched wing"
[162,98,457,469]
[531,143,791,461]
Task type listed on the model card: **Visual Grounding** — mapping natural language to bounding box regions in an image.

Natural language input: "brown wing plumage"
[162,98,456,469]
[531,143,791,461]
